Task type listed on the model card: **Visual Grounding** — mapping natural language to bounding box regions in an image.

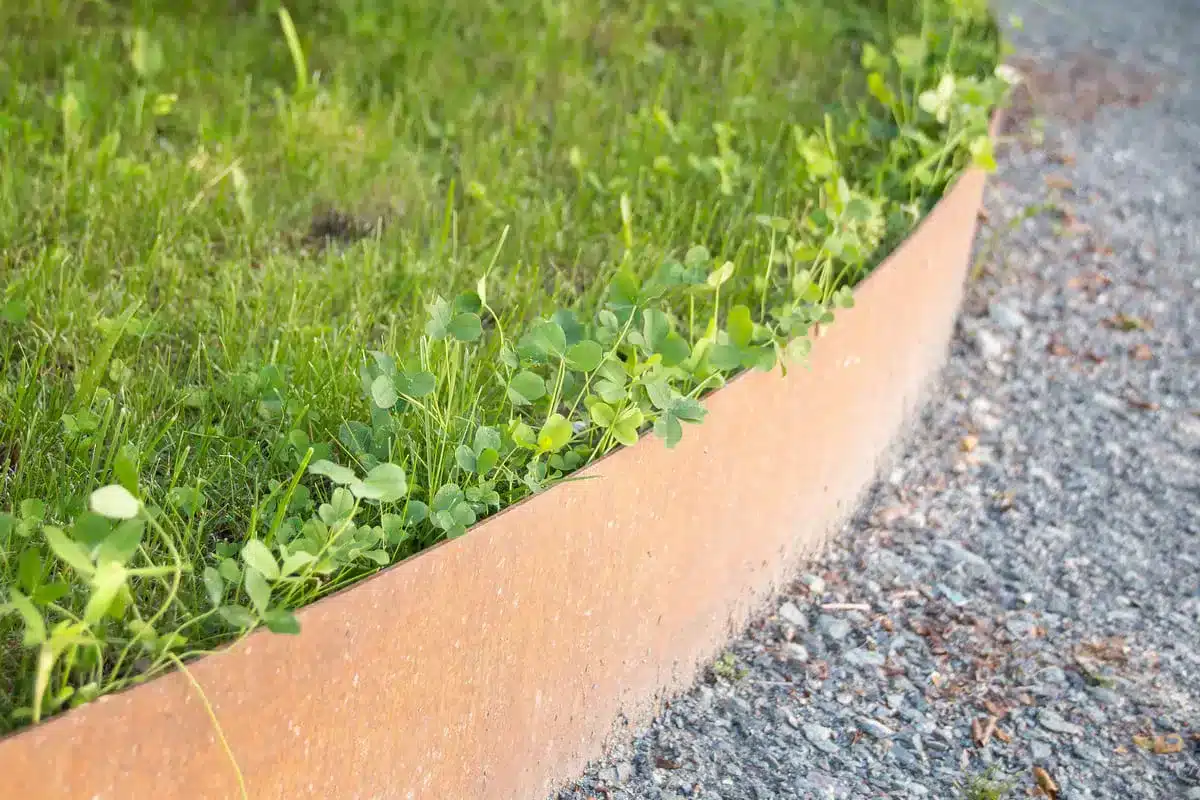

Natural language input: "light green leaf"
[518,320,568,361]
[565,340,604,372]
[708,342,743,371]
[264,609,301,634]
[97,520,144,567]
[451,503,476,528]
[431,484,463,513]
[455,444,477,473]
[658,332,691,367]
[475,448,499,476]
[706,260,735,288]
[218,557,242,583]
[685,245,711,268]
[448,312,483,342]
[788,336,813,362]
[892,35,927,73]
[473,426,502,454]
[44,526,94,576]
[113,444,140,494]
[16,549,41,593]
[642,309,671,351]
[645,380,673,410]
[167,486,204,516]
[280,550,316,577]
[218,604,256,629]
[241,539,280,581]
[402,500,429,526]
[507,371,546,405]
[400,370,437,398]
[308,460,357,485]
[424,296,453,340]
[19,499,45,521]
[727,305,754,348]
[673,397,707,422]
[244,566,271,616]
[356,463,408,503]
[588,400,615,427]
[362,549,390,566]
[537,414,574,454]
[89,484,141,520]
[202,566,224,607]
[84,561,128,624]
[654,413,684,448]
[371,375,398,409]
[594,378,626,404]
[72,512,111,550]
[612,408,644,447]
[510,420,537,449]
[7,589,46,645]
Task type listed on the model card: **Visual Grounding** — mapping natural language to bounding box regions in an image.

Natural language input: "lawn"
[0,0,1002,731]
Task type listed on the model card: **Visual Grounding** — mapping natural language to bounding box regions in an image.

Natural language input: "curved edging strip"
[0,163,988,800]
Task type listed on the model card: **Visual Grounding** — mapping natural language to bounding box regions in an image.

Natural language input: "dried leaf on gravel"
[1068,271,1113,291]
[876,505,911,526]
[1078,637,1130,663]
[972,715,999,747]
[1034,766,1060,798]
[1047,336,1073,356]
[1130,343,1154,360]
[1133,733,1185,754]
[984,700,1008,717]
[1103,313,1153,331]
[1045,174,1074,190]
[1125,394,1160,411]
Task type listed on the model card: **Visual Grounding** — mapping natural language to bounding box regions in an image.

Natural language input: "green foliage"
[711,651,749,682]
[958,768,1017,800]
[0,0,1003,731]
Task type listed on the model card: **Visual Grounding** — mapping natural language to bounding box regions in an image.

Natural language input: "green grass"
[0,0,1002,732]
[960,768,1017,800]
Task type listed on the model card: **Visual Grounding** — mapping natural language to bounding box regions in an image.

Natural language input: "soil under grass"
[0,0,1001,732]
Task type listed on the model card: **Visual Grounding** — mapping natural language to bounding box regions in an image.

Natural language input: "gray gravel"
[556,0,1200,797]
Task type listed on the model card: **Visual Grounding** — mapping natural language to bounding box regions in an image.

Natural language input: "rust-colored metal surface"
[0,166,987,800]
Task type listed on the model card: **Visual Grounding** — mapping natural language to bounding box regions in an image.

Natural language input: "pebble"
[973,328,1009,360]
[818,616,852,641]
[1038,710,1085,737]
[989,301,1028,330]
[778,601,806,627]
[801,574,827,594]
[783,643,809,663]
[844,648,886,667]
[858,717,896,739]
[802,724,839,754]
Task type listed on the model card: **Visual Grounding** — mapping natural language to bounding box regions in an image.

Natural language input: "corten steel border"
[0,163,988,800]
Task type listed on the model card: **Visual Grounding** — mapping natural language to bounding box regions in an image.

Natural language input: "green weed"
[711,651,749,682]
[959,768,1017,800]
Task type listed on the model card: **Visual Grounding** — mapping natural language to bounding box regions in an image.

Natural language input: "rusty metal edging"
[0,162,988,800]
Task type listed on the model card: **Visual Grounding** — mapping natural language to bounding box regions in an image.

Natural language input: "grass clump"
[0,0,1004,731]
[960,768,1017,800]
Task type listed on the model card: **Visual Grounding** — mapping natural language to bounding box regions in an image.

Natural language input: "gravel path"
[556,0,1200,797]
